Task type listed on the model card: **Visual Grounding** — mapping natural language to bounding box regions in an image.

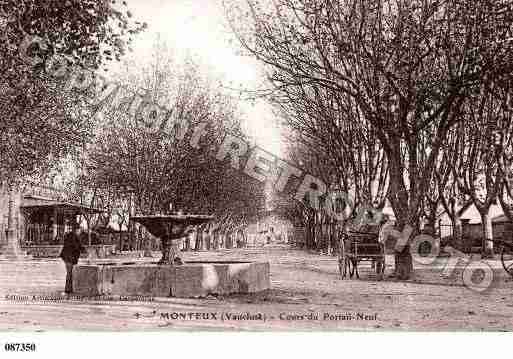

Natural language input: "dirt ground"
[0,245,512,331]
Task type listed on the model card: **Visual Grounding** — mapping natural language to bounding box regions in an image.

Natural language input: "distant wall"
[0,183,65,248]
[459,221,513,252]
[21,244,117,258]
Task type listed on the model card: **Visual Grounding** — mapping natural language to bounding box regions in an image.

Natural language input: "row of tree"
[1,0,144,185]
[60,40,267,245]
[103,214,249,253]
[1,2,267,249]
[226,0,513,278]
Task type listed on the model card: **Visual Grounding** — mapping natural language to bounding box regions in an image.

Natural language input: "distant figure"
[235,228,246,248]
[267,227,275,244]
[59,224,86,294]
[378,214,395,246]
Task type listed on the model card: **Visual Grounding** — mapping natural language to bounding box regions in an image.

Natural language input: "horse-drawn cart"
[338,230,385,280]
[502,246,513,278]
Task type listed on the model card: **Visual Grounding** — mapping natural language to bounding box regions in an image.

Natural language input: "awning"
[21,202,104,214]
[130,214,214,239]
[21,196,104,216]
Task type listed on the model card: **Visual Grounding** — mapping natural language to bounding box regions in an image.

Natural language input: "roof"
[457,202,504,224]
[130,214,214,239]
[21,201,104,214]
[23,194,61,202]
[131,214,214,225]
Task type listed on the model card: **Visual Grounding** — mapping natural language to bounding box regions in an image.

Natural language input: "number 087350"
[4,343,36,352]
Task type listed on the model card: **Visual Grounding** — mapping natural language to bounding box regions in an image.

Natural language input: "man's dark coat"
[60,232,85,264]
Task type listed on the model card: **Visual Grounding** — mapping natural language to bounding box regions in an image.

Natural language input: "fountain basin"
[72,261,270,298]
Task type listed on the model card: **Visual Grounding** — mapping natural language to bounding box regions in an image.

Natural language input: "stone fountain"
[72,212,270,298]
[130,214,214,265]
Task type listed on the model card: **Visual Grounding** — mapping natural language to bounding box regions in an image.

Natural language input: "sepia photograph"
[1,0,513,352]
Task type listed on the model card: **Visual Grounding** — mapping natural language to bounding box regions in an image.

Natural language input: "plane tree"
[227,0,513,278]
[0,0,144,183]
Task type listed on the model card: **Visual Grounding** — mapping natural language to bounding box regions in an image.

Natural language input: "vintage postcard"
[1,1,513,353]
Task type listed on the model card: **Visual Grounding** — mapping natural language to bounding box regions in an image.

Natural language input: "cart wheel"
[375,260,382,273]
[339,257,347,279]
[338,237,346,279]
[501,246,513,278]
[338,255,346,279]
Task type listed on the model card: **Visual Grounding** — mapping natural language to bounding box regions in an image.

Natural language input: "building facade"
[0,183,113,257]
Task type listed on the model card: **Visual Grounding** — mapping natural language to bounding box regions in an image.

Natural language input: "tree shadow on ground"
[218,288,317,305]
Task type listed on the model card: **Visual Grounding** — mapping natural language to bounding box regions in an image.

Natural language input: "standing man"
[378,214,396,278]
[60,223,85,294]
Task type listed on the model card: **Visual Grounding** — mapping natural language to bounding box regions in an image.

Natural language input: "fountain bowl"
[130,214,215,265]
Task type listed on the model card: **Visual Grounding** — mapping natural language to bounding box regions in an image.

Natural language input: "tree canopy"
[0,0,144,183]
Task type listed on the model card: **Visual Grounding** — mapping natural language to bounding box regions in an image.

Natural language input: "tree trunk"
[205,231,211,250]
[222,232,227,248]
[184,233,191,251]
[219,232,224,249]
[2,184,26,259]
[391,217,415,280]
[451,215,463,252]
[316,220,323,252]
[425,202,437,234]
[143,236,153,257]
[195,229,203,251]
[479,210,494,258]
[128,222,133,250]
[390,214,415,280]
[213,231,220,250]
[387,148,414,280]
[306,215,316,250]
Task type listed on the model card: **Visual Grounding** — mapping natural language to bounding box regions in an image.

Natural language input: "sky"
[113,0,284,156]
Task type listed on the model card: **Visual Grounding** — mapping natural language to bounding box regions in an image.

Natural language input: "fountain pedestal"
[159,237,183,265]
